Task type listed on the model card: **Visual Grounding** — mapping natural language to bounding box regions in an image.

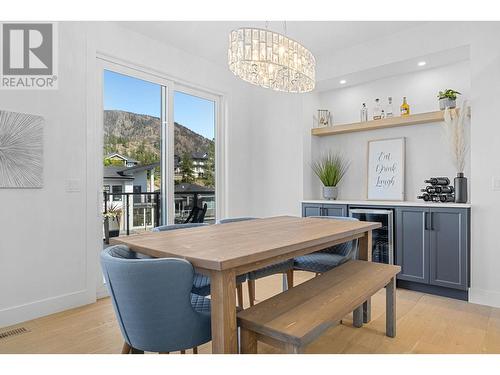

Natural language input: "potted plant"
[312,152,350,200]
[104,203,122,238]
[438,89,461,110]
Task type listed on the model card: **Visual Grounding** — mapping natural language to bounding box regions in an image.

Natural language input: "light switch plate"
[65,179,81,192]
[493,177,500,191]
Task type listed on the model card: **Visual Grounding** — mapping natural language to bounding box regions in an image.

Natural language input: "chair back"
[308,216,360,260]
[100,245,211,352]
[183,203,208,223]
[152,222,208,232]
[219,217,257,224]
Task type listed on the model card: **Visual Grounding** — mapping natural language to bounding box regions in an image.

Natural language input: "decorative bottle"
[386,97,394,118]
[373,99,382,120]
[400,97,410,116]
[360,103,368,122]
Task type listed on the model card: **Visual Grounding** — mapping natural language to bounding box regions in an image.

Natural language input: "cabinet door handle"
[430,212,434,230]
[424,212,429,230]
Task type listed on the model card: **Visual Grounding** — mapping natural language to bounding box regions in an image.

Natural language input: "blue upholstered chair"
[152,223,247,308]
[294,216,360,275]
[100,245,211,354]
[219,217,294,306]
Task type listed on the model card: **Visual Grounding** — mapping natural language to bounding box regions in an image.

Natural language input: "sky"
[103,70,215,139]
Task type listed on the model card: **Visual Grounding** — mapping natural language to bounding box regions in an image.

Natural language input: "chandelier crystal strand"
[228,28,316,93]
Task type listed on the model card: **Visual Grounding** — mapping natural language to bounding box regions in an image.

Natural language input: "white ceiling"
[119,21,426,69]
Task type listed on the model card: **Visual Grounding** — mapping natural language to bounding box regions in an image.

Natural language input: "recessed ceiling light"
[418,61,427,67]
[339,79,347,84]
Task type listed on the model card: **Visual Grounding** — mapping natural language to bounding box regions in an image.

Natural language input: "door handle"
[429,212,434,230]
[424,212,429,230]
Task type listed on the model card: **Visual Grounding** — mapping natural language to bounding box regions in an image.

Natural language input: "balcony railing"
[104,192,161,240]
[103,191,215,242]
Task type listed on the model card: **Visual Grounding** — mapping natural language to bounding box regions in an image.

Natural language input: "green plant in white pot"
[312,152,350,200]
[104,203,122,238]
[438,89,461,110]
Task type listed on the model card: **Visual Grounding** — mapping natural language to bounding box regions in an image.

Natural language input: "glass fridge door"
[349,209,394,264]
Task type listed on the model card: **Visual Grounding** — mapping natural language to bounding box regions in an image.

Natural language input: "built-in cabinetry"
[301,201,470,300]
[302,203,348,217]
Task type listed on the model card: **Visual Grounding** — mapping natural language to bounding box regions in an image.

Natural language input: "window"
[112,185,122,201]
[173,90,216,224]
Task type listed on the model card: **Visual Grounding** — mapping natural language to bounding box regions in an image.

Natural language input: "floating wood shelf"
[311,110,447,137]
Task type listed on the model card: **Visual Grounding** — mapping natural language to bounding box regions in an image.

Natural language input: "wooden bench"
[237,260,401,354]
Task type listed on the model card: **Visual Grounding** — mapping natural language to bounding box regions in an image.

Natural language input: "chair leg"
[284,343,304,354]
[286,269,294,289]
[193,346,198,354]
[248,279,256,307]
[180,350,186,354]
[121,342,131,354]
[236,283,244,309]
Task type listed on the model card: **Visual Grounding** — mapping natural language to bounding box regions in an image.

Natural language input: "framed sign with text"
[367,137,405,201]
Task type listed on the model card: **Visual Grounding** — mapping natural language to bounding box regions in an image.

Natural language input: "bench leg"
[353,305,364,328]
[363,299,371,323]
[386,277,396,338]
[240,328,257,354]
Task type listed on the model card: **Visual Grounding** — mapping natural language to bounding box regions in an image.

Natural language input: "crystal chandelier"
[228,27,316,93]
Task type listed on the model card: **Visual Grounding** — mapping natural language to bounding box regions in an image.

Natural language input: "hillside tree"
[180,153,195,183]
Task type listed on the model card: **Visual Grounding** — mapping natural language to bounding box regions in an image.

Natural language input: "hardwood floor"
[1,271,500,354]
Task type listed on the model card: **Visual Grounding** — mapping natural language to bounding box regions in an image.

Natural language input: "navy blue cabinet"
[302,203,348,217]
[395,207,469,291]
[302,201,470,299]
[396,207,430,284]
[302,203,322,217]
[428,208,469,290]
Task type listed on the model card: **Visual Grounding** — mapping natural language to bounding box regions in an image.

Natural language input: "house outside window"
[112,185,123,201]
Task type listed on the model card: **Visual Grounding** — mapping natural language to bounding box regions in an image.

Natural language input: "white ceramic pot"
[322,186,338,200]
[439,98,456,110]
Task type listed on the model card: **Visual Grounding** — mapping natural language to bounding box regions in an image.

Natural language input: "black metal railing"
[104,192,161,239]
[103,191,216,242]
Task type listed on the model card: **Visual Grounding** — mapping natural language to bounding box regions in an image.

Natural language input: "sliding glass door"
[100,61,221,235]
[173,89,217,224]
[102,69,163,238]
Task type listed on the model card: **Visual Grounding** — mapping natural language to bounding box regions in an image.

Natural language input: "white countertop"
[301,199,471,209]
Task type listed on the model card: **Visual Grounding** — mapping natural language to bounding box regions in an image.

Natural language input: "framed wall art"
[0,110,44,188]
[367,137,405,201]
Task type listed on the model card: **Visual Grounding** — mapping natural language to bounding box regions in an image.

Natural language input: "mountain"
[103,110,213,165]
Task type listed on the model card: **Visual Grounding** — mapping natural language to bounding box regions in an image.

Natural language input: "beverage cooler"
[349,208,394,264]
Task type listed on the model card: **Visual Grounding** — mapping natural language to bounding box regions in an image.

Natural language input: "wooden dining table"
[110,215,381,354]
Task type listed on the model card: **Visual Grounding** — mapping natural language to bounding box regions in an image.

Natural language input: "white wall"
[312,61,471,201]
[0,22,254,327]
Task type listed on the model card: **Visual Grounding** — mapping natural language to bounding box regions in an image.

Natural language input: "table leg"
[359,230,373,323]
[210,269,238,354]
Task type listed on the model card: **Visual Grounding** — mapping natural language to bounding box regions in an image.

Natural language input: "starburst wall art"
[0,110,44,188]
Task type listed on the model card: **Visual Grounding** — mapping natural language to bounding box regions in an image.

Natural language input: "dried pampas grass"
[442,101,469,173]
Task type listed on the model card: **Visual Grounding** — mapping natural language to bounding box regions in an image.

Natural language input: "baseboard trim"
[397,280,468,301]
[0,290,95,328]
[469,287,500,308]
